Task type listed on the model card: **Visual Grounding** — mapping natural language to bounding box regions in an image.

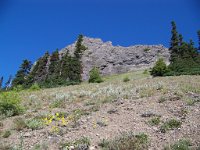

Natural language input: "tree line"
[0,35,87,90]
[151,21,200,76]
[1,22,200,90]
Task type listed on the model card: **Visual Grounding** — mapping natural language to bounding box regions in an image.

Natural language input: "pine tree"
[12,59,32,87]
[0,76,3,90]
[169,21,179,62]
[179,34,183,46]
[5,75,12,90]
[60,52,70,80]
[48,49,60,78]
[35,52,49,82]
[74,34,87,59]
[197,30,200,51]
[170,21,179,48]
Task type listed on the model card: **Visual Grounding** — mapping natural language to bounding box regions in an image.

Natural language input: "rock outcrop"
[60,37,170,80]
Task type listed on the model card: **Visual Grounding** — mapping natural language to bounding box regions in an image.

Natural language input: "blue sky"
[0,0,200,83]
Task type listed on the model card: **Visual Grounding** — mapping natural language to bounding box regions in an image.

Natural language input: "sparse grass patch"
[25,118,44,130]
[2,130,11,138]
[158,96,167,103]
[143,48,150,52]
[185,98,195,106]
[49,99,66,108]
[123,76,130,82]
[60,137,90,150]
[98,132,148,150]
[160,119,181,133]
[31,143,48,150]
[164,139,191,150]
[148,117,161,126]
[13,117,27,131]
[0,91,24,117]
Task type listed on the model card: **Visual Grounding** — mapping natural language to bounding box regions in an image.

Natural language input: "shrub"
[123,76,130,82]
[98,132,148,150]
[88,67,103,83]
[0,92,24,117]
[13,117,27,131]
[151,58,169,77]
[164,139,191,150]
[60,137,90,150]
[143,48,150,52]
[25,118,44,130]
[149,117,161,126]
[2,130,11,138]
[29,83,40,91]
[160,119,181,133]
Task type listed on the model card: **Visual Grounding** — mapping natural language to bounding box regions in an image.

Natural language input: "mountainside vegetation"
[151,21,200,77]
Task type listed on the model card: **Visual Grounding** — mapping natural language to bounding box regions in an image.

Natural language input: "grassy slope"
[0,70,200,149]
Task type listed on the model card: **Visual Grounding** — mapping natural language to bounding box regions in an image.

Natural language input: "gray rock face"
[60,37,170,80]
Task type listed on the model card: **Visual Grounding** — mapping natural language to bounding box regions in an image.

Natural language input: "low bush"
[0,92,24,117]
[149,117,161,126]
[98,132,148,150]
[89,67,103,83]
[13,117,27,131]
[29,83,40,91]
[2,130,11,138]
[25,118,44,130]
[123,76,130,82]
[151,58,169,77]
[160,119,181,133]
[164,139,191,150]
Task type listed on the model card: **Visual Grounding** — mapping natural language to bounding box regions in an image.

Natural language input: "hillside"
[60,37,170,80]
[0,71,200,150]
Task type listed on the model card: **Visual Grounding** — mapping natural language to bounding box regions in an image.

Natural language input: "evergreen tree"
[74,34,87,59]
[151,58,169,76]
[197,30,200,51]
[12,59,32,87]
[35,52,49,82]
[48,49,60,79]
[179,34,183,46]
[60,52,70,80]
[169,21,179,62]
[89,67,103,83]
[5,75,12,90]
[0,76,3,90]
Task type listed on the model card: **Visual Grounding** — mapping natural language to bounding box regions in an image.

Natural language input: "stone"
[59,37,170,80]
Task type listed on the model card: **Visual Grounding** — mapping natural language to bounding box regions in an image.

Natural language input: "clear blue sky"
[0,0,200,83]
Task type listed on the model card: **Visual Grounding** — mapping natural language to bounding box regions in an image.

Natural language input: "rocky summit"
[60,37,170,80]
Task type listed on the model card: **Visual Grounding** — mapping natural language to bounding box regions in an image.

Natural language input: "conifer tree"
[12,59,32,87]
[0,76,3,90]
[73,34,87,82]
[74,34,87,59]
[48,49,60,78]
[5,75,12,90]
[60,52,70,80]
[169,21,179,62]
[197,30,200,51]
[179,34,183,46]
[35,52,49,81]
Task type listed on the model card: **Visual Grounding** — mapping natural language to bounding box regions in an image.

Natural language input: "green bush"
[0,92,24,117]
[25,118,44,130]
[13,117,27,131]
[164,139,191,150]
[148,117,161,126]
[123,76,130,82]
[98,132,148,150]
[89,67,103,83]
[160,119,181,133]
[151,58,169,77]
[29,83,40,91]
[2,130,11,138]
